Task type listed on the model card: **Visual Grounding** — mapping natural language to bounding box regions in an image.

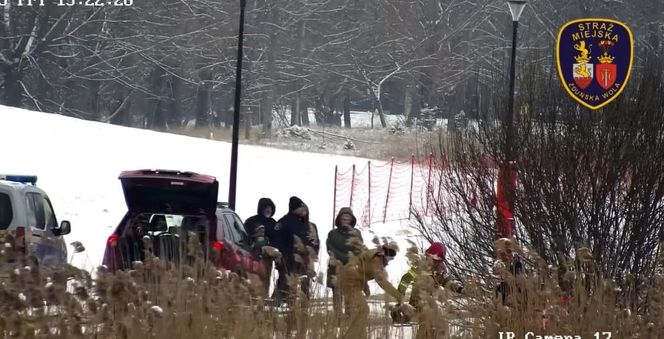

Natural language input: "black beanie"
[289,196,305,211]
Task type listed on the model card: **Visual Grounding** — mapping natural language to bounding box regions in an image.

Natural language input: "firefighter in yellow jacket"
[338,240,405,339]
[394,242,463,338]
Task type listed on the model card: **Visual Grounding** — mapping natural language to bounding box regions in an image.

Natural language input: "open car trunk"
[119,170,218,216]
[113,213,212,269]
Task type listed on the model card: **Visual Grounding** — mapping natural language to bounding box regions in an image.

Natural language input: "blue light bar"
[0,175,38,185]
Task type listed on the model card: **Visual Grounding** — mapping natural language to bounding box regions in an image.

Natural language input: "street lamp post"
[505,0,525,164]
[228,0,247,211]
[496,0,526,239]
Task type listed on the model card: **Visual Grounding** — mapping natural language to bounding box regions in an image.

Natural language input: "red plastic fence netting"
[333,154,448,228]
[333,154,516,233]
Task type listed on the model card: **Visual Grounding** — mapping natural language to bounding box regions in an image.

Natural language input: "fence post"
[367,161,371,226]
[383,158,394,223]
[350,164,356,209]
[409,154,415,219]
[425,153,433,215]
[333,165,338,225]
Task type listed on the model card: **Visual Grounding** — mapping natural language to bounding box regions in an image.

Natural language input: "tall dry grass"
[0,234,395,338]
[170,125,450,161]
[1,233,660,338]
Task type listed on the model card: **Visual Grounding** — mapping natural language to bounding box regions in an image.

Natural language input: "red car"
[102,169,266,280]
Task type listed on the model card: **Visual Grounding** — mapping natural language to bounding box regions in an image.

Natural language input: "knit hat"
[335,207,357,227]
[425,242,446,261]
[289,196,305,212]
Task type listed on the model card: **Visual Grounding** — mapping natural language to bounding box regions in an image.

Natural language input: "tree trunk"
[292,95,300,126]
[244,106,251,139]
[195,69,212,128]
[371,88,387,128]
[301,104,310,126]
[88,80,100,120]
[404,83,413,126]
[261,1,278,136]
[109,90,132,126]
[261,91,273,136]
[262,46,275,134]
[167,74,182,128]
[291,20,305,126]
[2,63,22,107]
[314,98,324,126]
[343,89,351,128]
[150,67,167,130]
[327,93,339,125]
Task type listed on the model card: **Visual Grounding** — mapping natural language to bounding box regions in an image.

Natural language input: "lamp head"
[507,0,526,22]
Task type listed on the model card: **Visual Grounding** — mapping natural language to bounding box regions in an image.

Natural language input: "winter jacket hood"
[326,227,364,265]
[334,207,357,228]
[289,196,306,212]
[257,197,276,217]
[245,198,277,243]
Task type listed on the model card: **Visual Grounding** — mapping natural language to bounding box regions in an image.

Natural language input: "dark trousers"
[496,281,510,305]
[272,263,290,305]
[260,258,273,298]
[273,262,312,305]
[332,287,343,317]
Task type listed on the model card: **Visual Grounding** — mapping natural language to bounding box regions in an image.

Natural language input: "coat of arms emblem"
[556,18,633,110]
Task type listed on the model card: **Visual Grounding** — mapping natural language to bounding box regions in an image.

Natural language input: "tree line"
[1,0,661,132]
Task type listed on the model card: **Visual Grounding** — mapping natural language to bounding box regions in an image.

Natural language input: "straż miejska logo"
[556,18,633,110]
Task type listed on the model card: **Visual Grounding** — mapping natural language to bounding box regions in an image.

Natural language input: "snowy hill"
[0,106,421,297]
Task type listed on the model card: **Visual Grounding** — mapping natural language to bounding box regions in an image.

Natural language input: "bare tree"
[411,52,664,309]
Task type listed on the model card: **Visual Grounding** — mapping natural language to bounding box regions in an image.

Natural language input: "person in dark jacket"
[272,196,320,305]
[326,207,366,317]
[244,198,277,297]
[392,242,463,338]
[244,198,277,244]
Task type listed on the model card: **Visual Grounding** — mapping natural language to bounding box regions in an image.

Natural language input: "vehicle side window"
[217,215,233,242]
[0,193,12,230]
[43,197,58,231]
[223,213,249,246]
[224,214,241,244]
[25,193,46,230]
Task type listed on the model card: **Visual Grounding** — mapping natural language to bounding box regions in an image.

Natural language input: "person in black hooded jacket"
[244,198,277,245]
[272,196,320,305]
[244,198,278,297]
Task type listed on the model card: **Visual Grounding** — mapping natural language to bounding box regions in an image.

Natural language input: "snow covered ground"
[0,106,426,301]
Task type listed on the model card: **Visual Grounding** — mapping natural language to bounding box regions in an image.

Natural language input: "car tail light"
[107,234,119,247]
[15,227,26,253]
[211,240,224,252]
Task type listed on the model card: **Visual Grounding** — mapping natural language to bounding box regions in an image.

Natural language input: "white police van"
[0,175,71,267]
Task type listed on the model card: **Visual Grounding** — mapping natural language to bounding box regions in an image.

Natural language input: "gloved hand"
[389,304,409,323]
[262,246,282,259]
